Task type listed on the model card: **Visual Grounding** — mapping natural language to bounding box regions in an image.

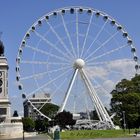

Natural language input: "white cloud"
[103,80,115,92]
[84,58,137,108]
[86,59,136,80]
[106,59,136,76]
[85,66,108,79]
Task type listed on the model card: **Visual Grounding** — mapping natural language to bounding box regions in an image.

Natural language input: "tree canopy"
[22,117,35,131]
[40,103,59,118]
[110,74,140,128]
[54,111,76,129]
[35,118,48,132]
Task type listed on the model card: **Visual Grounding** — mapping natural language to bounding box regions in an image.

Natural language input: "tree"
[35,118,48,132]
[13,110,19,117]
[90,110,99,120]
[54,111,76,129]
[110,75,140,128]
[40,103,59,118]
[34,103,59,131]
[22,117,35,131]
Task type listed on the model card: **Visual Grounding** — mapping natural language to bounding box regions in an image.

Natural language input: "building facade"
[23,93,51,120]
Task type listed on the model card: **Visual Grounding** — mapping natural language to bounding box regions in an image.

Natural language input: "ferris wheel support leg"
[80,69,115,128]
[58,68,79,113]
[95,91,115,128]
[80,69,103,122]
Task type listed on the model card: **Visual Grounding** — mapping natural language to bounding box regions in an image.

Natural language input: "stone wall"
[0,122,23,139]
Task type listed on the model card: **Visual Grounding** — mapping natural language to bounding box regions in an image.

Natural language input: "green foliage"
[40,103,59,118]
[34,103,59,131]
[90,110,99,120]
[22,117,35,131]
[54,111,76,128]
[61,129,134,139]
[110,75,140,128]
[35,118,48,132]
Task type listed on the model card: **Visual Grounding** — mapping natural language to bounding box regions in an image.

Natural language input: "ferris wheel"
[16,6,139,128]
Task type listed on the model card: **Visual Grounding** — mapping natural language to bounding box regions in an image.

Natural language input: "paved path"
[3,135,140,140]
[93,137,140,140]
[66,137,140,140]
[2,135,50,140]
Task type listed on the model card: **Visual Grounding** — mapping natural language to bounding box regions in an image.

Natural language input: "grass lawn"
[60,129,136,139]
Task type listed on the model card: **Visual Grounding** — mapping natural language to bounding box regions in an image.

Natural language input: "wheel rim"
[16,6,139,121]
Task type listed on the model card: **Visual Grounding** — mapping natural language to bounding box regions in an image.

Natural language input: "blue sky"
[0,0,140,115]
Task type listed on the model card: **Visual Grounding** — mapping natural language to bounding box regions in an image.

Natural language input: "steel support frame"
[58,68,79,112]
[80,68,115,128]
[58,67,115,129]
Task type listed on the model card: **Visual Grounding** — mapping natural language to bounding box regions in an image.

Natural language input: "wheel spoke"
[106,68,134,77]
[26,44,70,63]
[93,79,112,97]
[87,59,133,66]
[38,77,67,111]
[20,65,71,81]
[80,13,93,58]
[26,68,72,98]
[34,31,71,61]
[85,31,119,61]
[76,9,80,57]
[60,14,77,58]
[46,21,75,58]
[51,77,67,99]
[83,21,108,58]
[86,44,128,63]
[21,60,70,65]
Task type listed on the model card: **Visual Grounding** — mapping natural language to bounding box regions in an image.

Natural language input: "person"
[135,129,137,136]
[53,126,60,140]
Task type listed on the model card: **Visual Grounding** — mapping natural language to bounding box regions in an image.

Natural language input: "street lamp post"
[123,111,126,132]
[23,130,25,140]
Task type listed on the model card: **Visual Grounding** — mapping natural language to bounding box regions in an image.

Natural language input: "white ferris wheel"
[16,6,139,129]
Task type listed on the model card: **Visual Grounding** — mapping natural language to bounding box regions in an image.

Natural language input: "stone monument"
[0,40,11,123]
[0,40,23,139]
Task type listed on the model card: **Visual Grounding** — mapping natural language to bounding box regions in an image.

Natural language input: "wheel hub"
[74,58,85,69]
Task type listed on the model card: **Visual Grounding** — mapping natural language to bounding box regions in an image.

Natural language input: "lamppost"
[122,111,126,132]
[23,130,25,140]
